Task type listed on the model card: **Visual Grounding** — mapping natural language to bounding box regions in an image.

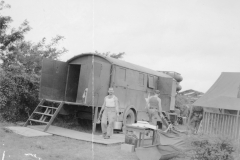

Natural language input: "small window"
[139,73,144,86]
[148,75,154,88]
[118,68,126,81]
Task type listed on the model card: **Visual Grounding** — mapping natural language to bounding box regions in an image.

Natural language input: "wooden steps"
[24,99,64,132]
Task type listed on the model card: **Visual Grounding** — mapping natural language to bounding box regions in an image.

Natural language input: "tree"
[0,1,67,121]
[95,51,126,59]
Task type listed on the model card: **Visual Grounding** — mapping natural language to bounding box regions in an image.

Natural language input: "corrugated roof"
[67,53,172,78]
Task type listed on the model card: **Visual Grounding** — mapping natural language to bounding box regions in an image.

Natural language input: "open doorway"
[65,64,81,102]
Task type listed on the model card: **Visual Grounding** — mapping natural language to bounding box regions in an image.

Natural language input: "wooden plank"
[209,113,213,134]
[228,115,232,137]
[92,94,100,134]
[43,102,64,132]
[202,111,206,133]
[224,115,228,136]
[226,115,229,136]
[221,114,225,136]
[206,112,210,134]
[229,115,232,138]
[218,114,221,135]
[221,114,224,135]
[236,110,240,140]
[24,99,46,127]
[217,113,221,135]
[204,112,208,134]
[212,113,216,135]
[212,113,215,135]
[208,112,211,134]
[93,106,99,134]
[233,115,237,138]
[34,112,53,116]
[230,115,234,138]
[216,113,219,135]
[29,119,48,124]
[214,113,217,135]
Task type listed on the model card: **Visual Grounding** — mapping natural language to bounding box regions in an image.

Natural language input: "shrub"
[0,67,39,121]
[183,134,236,160]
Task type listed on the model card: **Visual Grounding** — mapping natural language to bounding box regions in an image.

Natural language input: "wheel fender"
[123,105,137,123]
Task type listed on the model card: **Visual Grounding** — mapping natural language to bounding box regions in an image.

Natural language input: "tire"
[124,109,136,125]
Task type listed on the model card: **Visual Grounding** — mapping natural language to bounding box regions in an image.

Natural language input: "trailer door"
[39,58,68,101]
[86,62,103,105]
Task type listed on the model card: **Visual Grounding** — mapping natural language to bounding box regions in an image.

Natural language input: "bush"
[0,67,39,121]
[183,134,236,160]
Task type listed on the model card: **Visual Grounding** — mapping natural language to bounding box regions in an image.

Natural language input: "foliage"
[175,94,190,117]
[182,135,236,160]
[95,51,126,59]
[0,70,39,121]
[0,1,67,122]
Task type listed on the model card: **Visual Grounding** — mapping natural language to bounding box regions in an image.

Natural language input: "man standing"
[99,88,119,139]
[146,90,163,128]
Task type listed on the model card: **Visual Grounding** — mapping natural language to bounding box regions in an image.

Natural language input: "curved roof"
[67,53,172,78]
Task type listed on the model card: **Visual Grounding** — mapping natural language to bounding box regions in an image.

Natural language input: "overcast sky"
[3,0,240,92]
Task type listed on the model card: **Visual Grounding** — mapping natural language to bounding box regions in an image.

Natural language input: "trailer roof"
[67,53,172,78]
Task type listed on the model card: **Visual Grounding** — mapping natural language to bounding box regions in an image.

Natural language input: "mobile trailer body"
[39,53,177,129]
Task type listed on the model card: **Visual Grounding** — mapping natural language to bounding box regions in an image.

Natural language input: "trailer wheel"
[124,109,136,125]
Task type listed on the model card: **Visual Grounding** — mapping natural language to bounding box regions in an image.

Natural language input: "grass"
[2,115,239,160]
[0,121,138,160]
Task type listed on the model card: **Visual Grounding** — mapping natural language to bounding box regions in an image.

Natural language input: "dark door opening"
[65,64,81,102]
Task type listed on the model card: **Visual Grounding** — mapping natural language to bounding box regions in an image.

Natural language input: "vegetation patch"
[175,134,238,160]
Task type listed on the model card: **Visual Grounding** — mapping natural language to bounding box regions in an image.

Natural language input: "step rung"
[38,105,58,109]
[34,112,53,116]
[29,119,48,124]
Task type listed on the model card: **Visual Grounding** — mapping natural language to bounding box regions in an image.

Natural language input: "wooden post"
[202,110,206,133]
[236,110,240,159]
[93,105,99,134]
[236,110,240,141]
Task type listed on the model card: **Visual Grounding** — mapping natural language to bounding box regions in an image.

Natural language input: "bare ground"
[0,122,138,160]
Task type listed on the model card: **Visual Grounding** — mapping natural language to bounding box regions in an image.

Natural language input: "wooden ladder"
[24,99,64,132]
[161,111,172,127]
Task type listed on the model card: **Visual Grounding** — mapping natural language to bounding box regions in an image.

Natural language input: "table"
[125,124,157,147]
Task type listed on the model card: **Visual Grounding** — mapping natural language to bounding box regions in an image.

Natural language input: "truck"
[25,53,181,132]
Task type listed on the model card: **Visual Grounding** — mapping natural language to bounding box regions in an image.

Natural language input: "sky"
[2,0,240,93]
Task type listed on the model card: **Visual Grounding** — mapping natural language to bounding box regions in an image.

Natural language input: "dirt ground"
[0,122,138,160]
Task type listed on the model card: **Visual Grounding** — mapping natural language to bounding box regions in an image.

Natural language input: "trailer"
[25,53,178,132]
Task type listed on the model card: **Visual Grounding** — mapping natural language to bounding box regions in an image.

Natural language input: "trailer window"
[148,75,154,88]
[139,73,144,86]
[154,76,158,89]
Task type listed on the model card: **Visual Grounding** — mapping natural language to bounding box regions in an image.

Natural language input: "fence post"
[236,110,240,141]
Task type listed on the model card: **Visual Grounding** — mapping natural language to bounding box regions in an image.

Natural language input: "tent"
[193,73,240,138]
[193,72,240,110]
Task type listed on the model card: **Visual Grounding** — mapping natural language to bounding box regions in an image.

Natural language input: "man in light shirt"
[99,88,119,139]
[145,90,164,128]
